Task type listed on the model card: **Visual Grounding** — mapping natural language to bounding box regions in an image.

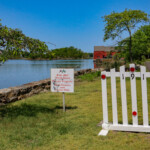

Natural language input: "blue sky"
[0,0,150,52]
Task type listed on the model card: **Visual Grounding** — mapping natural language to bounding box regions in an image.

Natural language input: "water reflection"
[0,59,93,89]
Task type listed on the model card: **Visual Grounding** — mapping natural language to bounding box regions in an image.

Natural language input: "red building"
[94,46,117,60]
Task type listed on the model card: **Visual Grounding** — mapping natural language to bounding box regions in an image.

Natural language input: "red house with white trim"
[94,46,117,60]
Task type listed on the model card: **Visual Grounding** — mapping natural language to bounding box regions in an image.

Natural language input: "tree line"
[0,19,90,63]
[50,47,89,59]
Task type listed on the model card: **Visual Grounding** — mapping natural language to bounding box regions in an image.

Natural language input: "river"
[0,59,94,89]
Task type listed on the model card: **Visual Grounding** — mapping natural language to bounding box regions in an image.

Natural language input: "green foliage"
[103,9,149,41]
[88,53,93,58]
[111,61,122,71]
[141,55,146,62]
[0,51,7,63]
[78,71,101,81]
[99,53,124,71]
[0,19,89,62]
[103,9,149,62]
[102,62,111,71]
[0,19,50,61]
[118,25,150,61]
[51,46,89,59]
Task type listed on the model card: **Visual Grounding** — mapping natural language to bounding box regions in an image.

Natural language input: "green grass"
[0,75,150,150]
[77,71,101,81]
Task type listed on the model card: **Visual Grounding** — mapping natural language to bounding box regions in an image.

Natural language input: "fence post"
[110,68,118,125]
[101,71,108,124]
[98,71,109,136]
[140,66,148,126]
[130,64,138,126]
[120,65,128,125]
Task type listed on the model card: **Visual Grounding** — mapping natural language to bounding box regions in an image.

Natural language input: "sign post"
[63,92,65,112]
[51,69,74,112]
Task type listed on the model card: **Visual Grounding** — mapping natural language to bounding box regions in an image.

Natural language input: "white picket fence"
[99,64,150,136]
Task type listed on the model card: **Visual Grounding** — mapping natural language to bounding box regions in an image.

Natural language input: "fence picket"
[140,66,149,126]
[101,71,108,124]
[130,64,138,126]
[120,66,128,125]
[110,68,118,125]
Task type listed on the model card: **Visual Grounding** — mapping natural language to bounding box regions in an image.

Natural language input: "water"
[0,59,94,89]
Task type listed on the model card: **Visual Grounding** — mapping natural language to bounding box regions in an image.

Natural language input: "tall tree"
[103,9,149,62]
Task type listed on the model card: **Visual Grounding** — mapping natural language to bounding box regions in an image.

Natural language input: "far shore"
[7,57,93,61]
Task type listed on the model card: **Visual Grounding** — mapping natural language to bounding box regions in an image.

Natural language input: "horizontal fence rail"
[99,64,150,136]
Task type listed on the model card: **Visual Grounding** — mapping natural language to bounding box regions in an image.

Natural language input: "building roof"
[94,46,117,52]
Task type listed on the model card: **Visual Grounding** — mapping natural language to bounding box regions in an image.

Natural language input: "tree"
[103,9,149,62]
[0,19,50,61]
[25,38,48,59]
[118,25,150,61]
[0,19,8,63]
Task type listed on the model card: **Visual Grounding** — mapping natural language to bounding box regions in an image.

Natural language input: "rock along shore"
[0,69,98,105]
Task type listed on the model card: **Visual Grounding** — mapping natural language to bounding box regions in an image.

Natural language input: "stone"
[0,88,11,95]
[0,68,98,104]
[9,96,18,102]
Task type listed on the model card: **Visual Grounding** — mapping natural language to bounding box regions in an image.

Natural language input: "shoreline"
[8,57,93,61]
[0,68,98,105]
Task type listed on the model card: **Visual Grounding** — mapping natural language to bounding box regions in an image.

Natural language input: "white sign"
[51,69,74,93]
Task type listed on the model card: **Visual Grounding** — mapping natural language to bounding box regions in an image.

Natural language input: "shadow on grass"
[0,104,78,118]
[55,105,78,110]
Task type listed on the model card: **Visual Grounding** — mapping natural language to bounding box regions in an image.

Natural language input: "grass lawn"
[0,73,150,150]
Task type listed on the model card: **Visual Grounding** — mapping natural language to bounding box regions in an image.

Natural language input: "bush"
[141,55,146,62]
[111,61,122,71]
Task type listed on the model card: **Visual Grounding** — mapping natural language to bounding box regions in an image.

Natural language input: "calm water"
[0,59,94,89]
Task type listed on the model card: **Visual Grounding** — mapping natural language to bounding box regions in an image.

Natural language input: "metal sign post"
[63,92,65,112]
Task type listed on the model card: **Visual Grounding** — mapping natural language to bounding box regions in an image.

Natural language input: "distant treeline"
[19,46,91,60]
[0,19,91,63]
[50,47,90,59]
